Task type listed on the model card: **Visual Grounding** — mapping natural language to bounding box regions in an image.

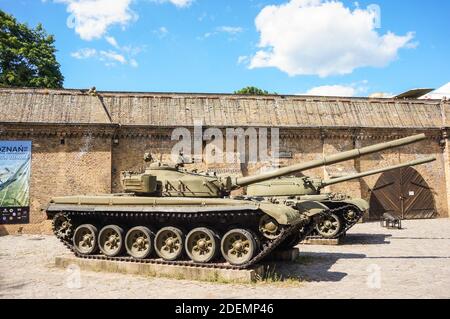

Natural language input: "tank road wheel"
[125,226,154,259]
[185,227,219,263]
[98,225,124,257]
[155,227,184,261]
[52,213,73,240]
[73,224,98,255]
[258,215,281,239]
[221,229,257,266]
[343,208,361,224]
[315,213,342,239]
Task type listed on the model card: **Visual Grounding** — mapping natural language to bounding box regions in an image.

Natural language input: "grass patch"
[254,265,303,287]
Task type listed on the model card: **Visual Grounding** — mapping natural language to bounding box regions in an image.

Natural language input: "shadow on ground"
[263,243,450,283]
[265,252,366,283]
[343,233,392,245]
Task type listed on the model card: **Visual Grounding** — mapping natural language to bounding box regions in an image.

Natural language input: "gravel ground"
[1,219,450,299]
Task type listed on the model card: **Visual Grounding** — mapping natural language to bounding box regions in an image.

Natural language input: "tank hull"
[309,198,368,239]
[47,195,311,225]
[253,194,369,241]
[46,195,326,268]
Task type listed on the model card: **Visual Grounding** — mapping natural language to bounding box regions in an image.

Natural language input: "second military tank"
[247,154,435,241]
[46,134,427,268]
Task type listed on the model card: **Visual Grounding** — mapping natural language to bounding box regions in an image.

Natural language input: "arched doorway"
[369,166,437,220]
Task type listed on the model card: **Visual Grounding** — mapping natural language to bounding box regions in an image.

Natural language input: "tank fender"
[258,201,328,225]
[47,196,303,226]
[295,200,329,217]
[258,203,305,225]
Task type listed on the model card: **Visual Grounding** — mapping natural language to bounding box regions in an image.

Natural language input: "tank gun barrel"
[234,134,426,188]
[321,156,436,187]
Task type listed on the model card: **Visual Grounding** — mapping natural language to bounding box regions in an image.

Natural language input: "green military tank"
[46,134,427,268]
[247,153,435,242]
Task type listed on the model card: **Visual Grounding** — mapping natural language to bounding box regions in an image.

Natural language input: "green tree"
[0,10,63,88]
[234,86,270,95]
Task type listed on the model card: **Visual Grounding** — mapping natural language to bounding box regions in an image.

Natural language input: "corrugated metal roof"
[0,88,447,128]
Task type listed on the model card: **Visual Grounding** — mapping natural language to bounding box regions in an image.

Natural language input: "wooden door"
[369,166,437,220]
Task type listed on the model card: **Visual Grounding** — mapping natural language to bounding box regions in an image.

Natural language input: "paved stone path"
[1,219,449,299]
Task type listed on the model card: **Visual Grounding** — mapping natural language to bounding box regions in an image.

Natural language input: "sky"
[1,0,449,96]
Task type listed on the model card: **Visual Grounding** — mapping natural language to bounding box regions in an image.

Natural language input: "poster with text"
[0,141,31,224]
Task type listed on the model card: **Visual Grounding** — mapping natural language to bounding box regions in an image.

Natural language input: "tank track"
[52,210,325,270]
[309,204,364,239]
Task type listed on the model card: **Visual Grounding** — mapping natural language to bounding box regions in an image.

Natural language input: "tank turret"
[246,156,436,197]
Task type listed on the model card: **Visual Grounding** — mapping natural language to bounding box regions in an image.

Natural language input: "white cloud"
[249,0,415,77]
[105,36,119,48]
[154,0,194,8]
[153,26,169,38]
[299,81,369,97]
[71,48,137,67]
[122,45,145,56]
[200,26,244,40]
[302,85,357,97]
[237,55,249,65]
[129,59,139,68]
[58,0,136,40]
[53,0,193,40]
[200,32,213,39]
[216,26,243,34]
[198,12,207,22]
[71,48,97,59]
[99,50,126,64]
[169,0,193,7]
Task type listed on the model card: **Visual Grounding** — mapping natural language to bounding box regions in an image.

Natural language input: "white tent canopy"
[419,82,450,100]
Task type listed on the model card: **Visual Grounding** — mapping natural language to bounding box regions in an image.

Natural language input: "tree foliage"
[0,10,64,88]
[234,86,271,95]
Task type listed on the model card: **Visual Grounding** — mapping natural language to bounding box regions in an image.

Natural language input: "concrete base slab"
[301,236,342,246]
[268,248,299,262]
[55,256,264,283]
